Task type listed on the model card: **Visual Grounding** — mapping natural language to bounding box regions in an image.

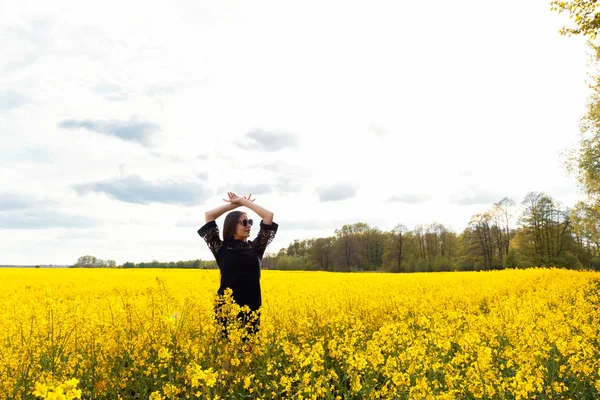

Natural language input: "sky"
[0,0,592,265]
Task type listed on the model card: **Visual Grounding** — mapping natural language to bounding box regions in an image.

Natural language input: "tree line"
[261,193,599,272]
[72,191,599,272]
[72,256,217,269]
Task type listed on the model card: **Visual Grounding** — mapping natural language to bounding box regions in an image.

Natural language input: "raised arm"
[222,192,274,224]
[239,198,274,224]
[205,203,238,223]
[199,196,242,257]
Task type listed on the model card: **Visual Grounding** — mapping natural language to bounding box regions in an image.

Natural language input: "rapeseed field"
[0,268,598,399]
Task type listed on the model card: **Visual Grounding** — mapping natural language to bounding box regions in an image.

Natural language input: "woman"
[198,191,278,342]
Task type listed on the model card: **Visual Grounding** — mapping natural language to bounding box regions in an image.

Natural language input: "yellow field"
[0,268,599,400]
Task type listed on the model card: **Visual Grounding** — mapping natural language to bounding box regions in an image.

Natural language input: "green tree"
[462,213,495,270]
[355,223,385,271]
[563,42,600,206]
[309,237,335,271]
[518,192,572,267]
[551,0,600,269]
[550,0,600,39]
[74,255,98,268]
[570,200,600,257]
[286,239,313,258]
[333,224,362,271]
[382,224,407,272]
[490,197,516,261]
[503,248,520,269]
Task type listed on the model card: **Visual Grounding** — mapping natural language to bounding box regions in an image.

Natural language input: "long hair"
[223,211,245,241]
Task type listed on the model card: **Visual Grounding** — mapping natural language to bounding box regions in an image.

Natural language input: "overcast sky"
[0,0,591,265]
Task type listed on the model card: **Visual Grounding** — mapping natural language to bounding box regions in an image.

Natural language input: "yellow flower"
[204,368,218,388]
[351,374,362,393]
[243,374,254,389]
[157,347,171,361]
[149,391,165,400]
[162,383,180,397]
[32,382,48,397]
[5,267,600,399]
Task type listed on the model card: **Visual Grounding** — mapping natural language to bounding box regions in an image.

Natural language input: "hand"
[222,192,248,206]
[244,194,256,203]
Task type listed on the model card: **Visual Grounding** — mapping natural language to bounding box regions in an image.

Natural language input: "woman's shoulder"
[198,220,218,236]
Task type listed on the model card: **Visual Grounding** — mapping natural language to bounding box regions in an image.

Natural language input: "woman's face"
[234,213,252,241]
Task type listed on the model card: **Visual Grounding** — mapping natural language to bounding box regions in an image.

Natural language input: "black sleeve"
[252,220,278,258]
[197,220,223,258]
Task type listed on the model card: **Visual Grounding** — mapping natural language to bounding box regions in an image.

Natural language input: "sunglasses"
[238,218,253,227]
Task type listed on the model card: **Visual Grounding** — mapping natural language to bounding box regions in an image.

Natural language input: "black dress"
[198,219,278,340]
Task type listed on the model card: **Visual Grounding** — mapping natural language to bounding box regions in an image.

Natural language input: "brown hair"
[223,211,245,241]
